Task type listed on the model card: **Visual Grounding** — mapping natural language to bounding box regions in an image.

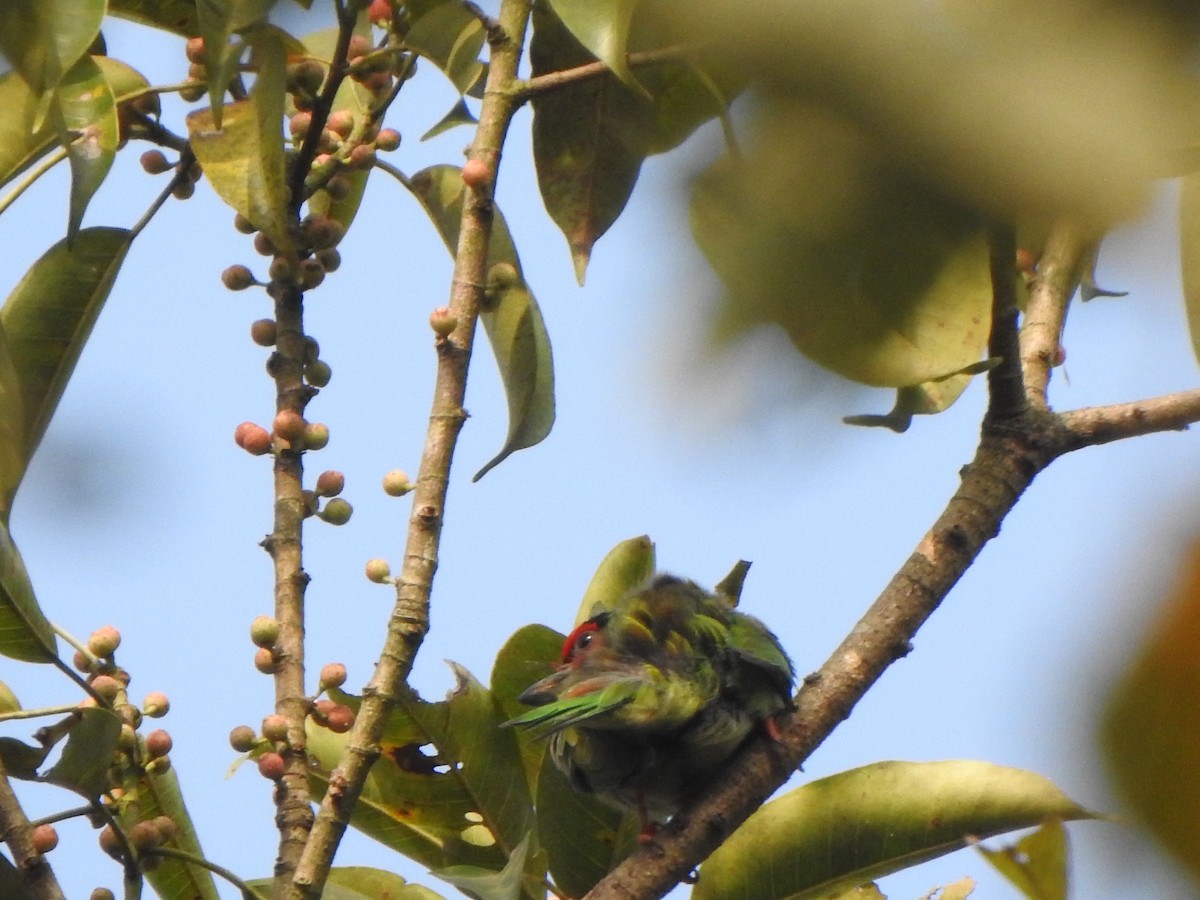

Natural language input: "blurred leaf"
[693,760,1096,900]
[0,854,28,898]
[54,56,118,242]
[976,820,1067,900]
[0,324,26,521]
[0,522,56,663]
[1180,173,1200,368]
[43,708,121,797]
[1,227,133,494]
[530,2,743,282]
[546,0,640,90]
[404,164,556,482]
[1102,539,1200,879]
[187,29,294,253]
[116,758,221,900]
[921,879,975,900]
[248,868,446,900]
[0,736,49,779]
[421,97,479,142]
[692,109,991,389]
[843,364,991,433]
[828,886,885,900]
[109,0,200,36]
[404,1,486,95]
[0,0,104,101]
[573,534,655,625]
[0,680,21,714]
[434,832,530,900]
[0,57,153,195]
[308,666,536,886]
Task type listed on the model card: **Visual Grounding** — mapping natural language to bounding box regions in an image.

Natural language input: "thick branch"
[985,223,1025,420]
[0,761,64,900]
[288,3,533,897]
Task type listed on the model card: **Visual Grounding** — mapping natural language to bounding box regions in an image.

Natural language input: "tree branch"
[509,44,702,104]
[985,223,1025,420]
[288,3,534,897]
[0,760,64,900]
[1059,388,1200,448]
[1019,221,1088,408]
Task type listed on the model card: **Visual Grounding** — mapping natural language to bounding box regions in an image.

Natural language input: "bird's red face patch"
[561,620,601,663]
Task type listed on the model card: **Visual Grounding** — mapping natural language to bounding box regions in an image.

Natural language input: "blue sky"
[2,5,1200,898]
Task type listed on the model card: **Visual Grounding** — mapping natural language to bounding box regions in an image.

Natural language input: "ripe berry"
[91,674,123,702]
[273,409,306,441]
[319,662,348,690]
[325,704,355,733]
[365,558,392,583]
[254,647,277,675]
[253,232,276,256]
[347,35,374,65]
[461,158,489,189]
[327,110,354,139]
[375,128,400,152]
[128,820,161,852]
[142,691,170,718]
[261,714,289,742]
[314,470,345,497]
[299,258,325,290]
[145,729,173,759]
[235,422,272,456]
[348,145,376,170]
[250,319,277,346]
[88,626,122,657]
[221,264,256,291]
[257,751,286,780]
[368,0,393,25]
[139,150,172,175]
[185,36,206,65]
[316,248,342,272]
[72,649,93,672]
[288,111,313,139]
[98,825,122,859]
[30,824,58,854]
[233,212,257,234]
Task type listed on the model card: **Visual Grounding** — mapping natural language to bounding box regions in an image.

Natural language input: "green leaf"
[404,165,556,481]
[421,97,479,142]
[0,521,56,663]
[0,736,49,779]
[0,57,154,196]
[842,367,984,434]
[545,0,641,90]
[404,1,486,95]
[434,832,530,900]
[693,760,1096,900]
[573,534,655,625]
[53,56,119,242]
[308,666,537,889]
[117,759,221,900]
[0,0,105,100]
[43,708,121,797]
[692,114,992,390]
[530,2,739,282]
[195,0,280,127]
[187,28,294,253]
[109,0,201,36]
[248,868,446,900]
[1180,173,1200,368]
[0,227,133,509]
[490,624,563,786]
[0,323,27,520]
[1102,542,1200,879]
[976,820,1067,900]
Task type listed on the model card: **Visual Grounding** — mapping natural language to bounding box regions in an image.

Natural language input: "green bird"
[505,572,793,836]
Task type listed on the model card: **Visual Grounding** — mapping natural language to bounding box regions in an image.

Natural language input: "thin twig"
[288,3,535,898]
[510,44,704,103]
[984,223,1025,420]
[1019,221,1088,408]
[146,846,262,899]
[0,148,68,217]
[1059,388,1200,449]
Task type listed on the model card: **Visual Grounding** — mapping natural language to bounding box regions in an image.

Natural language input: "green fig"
[505,572,794,836]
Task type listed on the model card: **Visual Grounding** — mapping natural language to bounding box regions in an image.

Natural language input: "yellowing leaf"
[976,820,1067,900]
[694,760,1095,900]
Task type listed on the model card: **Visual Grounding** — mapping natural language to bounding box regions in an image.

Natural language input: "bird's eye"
[575,632,593,651]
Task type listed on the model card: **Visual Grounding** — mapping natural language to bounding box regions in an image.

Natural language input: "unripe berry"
[254,647,277,674]
[250,319,277,347]
[261,714,289,742]
[151,815,177,844]
[235,421,272,456]
[299,258,325,290]
[320,497,352,524]
[128,820,161,852]
[185,36,206,65]
[221,264,256,291]
[233,212,257,234]
[316,248,341,272]
[327,110,354,139]
[142,691,170,718]
[305,359,332,387]
[139,150,172,175]
[91,889,116,900]
[118,704,142,729]
[304,336,321,363]
[73,649,93,672]
[287,60,325,95]
[119,723,138,751]
[429,306,458,337]
[461,158,489,189]
[273,409,306,441]
[365,558,392,583]
[324,175,351,201]
[302,215,345,251]
[91,674,123,702]
[250,615,281,648]
[88,626,122,657]
[347,145,376,170]
[171,179,195,200]
[268,254,296,283]
[325,704,355,733]
[375,128,400,152]
[382,469,413,496]
[98,825,123,859]
[487,262,519,292]
[147,755,172,775]
[253,231,276,256]
[319,662,348,690]
[145,728,173,759]
[362,70,392,93]
[30,824,58,854]
[347,34,374,64]
[180,81,205,103]
[229,724,257,752]
[368,0,393,25]
[257,751,286,780]
[315,470,345,497]
[288,111,313,139]
[304,422,330,450]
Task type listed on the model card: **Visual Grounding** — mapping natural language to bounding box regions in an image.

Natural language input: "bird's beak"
[516,670,567,706]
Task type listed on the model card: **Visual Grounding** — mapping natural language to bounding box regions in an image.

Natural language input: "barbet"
[505,573,793,837]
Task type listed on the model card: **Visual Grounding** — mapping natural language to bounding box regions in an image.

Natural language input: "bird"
[503,571,793,838]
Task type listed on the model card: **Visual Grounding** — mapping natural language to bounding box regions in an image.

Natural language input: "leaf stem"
[0,148,68,218]
[145,846,263,899]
